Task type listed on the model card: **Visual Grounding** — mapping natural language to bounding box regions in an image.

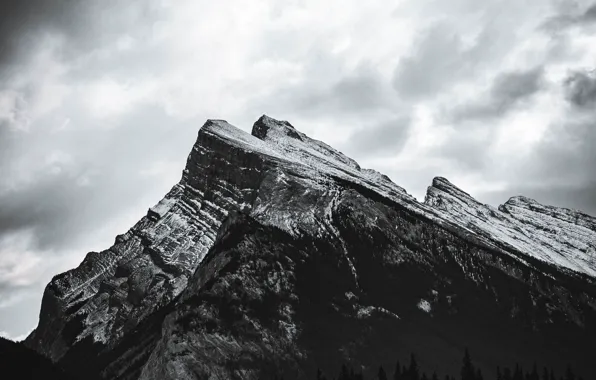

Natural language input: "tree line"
[308,349,585,380]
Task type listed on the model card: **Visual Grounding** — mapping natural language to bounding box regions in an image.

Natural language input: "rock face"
[425,177,596,277]
[26,116,596,380]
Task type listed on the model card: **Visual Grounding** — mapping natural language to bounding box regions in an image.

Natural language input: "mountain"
[24,115,596,380]
[425,177,596,277]
[0,337,84,380]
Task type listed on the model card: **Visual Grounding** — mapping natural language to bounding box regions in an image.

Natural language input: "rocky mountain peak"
[23,115,596,380]
[424,176,480,212]
[251,114,301,141]
[429,176,473,197]
[424,177,596,278]
[503,195,536,207]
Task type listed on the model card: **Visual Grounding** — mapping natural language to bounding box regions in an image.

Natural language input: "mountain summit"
[25,116,596,380]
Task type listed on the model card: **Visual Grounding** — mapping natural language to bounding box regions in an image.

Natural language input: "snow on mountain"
[425,176,596,278]
[24,115,596,380]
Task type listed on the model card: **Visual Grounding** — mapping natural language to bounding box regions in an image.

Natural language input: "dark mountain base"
[102,205,595,379]
[0,337,86,380]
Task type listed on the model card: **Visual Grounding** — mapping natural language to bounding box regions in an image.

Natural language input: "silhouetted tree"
[513,364,524,380]
[549,369,556,380]
[564,365,575,380]
[503,367,513,380]
[460,349,475,380]
[316,368,326,380]
[394,360,402,380]
[339,364,350,380]
[408,353,420,380]
[355,369,364,380]
[310,351,585,380]
[476,368,483,380]
[530,364,539,380]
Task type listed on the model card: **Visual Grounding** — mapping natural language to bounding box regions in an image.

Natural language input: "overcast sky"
[1,0,596,339]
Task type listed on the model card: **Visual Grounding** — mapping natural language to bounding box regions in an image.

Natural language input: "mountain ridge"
[24,115,596,380]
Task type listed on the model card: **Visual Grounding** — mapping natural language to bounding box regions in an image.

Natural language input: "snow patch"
[417,299,432,313]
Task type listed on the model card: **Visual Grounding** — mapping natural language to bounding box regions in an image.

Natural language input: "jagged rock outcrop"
[26,116,596,380]
[425,176,596,277]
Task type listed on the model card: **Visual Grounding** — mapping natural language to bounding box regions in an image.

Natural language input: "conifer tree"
[355,369,364,380]
[408,353,420,380]
[379,365,388,380]
[476,368,483,380]
[564,365,575,380]
[431,371,439,380]
[503,367,513,380]
[530,364,539,380]
[460,349,475,380]
[394,360,402,380]
[403,365,410,380]
[513,364,523,380]
[316,368,326,380]
[497,366,503,380]
[339,364,350,380]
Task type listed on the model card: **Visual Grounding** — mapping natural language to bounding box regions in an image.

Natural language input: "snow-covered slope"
[425,177,596,278]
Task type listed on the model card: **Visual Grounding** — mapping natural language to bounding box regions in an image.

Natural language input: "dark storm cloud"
[487,87,596,216]
[429,67,544,172]
[0,0,161,77]
[449,66,545,122]
[248,58,398,121]
[392,25,463,99]
[585,4,596,21]
[436,135,490,171]
[342,116,412,158]
[0,105,198,252]
[0,1,68,69]
[533,118,596,182]
[563,69,596,108]
[391,22,501,100]
[0,171,90,247]
[478,182,596,217]
[329,72,390,111]
[541,2,596,31]
[492,66,544,102]
[297,65,394,116]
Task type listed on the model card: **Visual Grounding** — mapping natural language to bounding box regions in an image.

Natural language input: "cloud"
[449,66,545,122]
[0,1,162,70]
[542,2,596,30]
[246,54,401,127]
[342,116,412,158]
[392,23,469,100]
[563,69,596,108]
[478,182,596,217]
